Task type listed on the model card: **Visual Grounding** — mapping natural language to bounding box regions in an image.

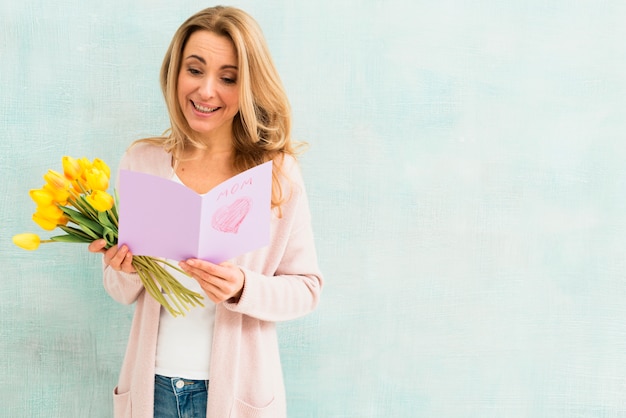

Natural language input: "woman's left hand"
[179,259,245,304]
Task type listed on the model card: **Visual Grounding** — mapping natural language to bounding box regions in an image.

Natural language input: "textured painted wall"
[2,0,626,417]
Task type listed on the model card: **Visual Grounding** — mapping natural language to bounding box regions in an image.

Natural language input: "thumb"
[88,239,108,253]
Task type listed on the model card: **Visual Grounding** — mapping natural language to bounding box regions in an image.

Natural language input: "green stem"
[133,257,179,317]
[131,255,205,316]
[107,209,118,228]
[68,196,96,220]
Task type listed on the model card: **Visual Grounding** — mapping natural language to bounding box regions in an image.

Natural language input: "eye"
[221,77,237,85]
[186,66,202,76]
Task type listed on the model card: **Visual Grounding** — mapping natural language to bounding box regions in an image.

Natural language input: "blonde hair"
[140,6,302,209]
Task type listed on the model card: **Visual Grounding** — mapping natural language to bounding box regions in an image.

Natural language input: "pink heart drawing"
[211,197,253,234]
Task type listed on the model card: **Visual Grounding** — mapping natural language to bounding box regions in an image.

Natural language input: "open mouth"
[192,101,220,114]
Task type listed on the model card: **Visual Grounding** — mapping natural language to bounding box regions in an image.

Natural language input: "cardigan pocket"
[230,396,278,418]
[113,386,131,418]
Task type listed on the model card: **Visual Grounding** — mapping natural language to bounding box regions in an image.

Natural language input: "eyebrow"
[185,54,238,70]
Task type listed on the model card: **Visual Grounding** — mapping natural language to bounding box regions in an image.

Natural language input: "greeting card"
[118,161,272,263]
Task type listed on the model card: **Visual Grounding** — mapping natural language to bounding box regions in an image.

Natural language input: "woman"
[89,6,323,418]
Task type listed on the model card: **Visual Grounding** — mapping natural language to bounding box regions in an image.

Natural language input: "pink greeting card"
[117,161,272,263]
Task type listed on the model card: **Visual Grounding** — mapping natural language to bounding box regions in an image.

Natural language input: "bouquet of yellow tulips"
[12,156,204,317]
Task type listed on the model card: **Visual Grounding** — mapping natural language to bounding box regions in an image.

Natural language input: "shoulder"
[275,153,304,187]
[119,141,172,177]
[272,153,313,218]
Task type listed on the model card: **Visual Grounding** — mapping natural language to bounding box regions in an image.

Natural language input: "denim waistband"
[155,374,209,395]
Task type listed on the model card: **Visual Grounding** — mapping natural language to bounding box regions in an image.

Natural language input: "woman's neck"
[183,130,235,161]
[174,146,237,194]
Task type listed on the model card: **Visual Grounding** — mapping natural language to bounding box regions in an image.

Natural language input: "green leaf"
[78,224,100,240]
[58,225,93,240]
[112,189,120,219]
[68,196,97,221]
[60,206,104,236]
[98,210,116,230]
[103,226,118,247]
[107,209,118,228]
[50,234,92,243]
[59,205,84,219]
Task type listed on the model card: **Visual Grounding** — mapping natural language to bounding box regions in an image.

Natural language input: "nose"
[199,76,217,99]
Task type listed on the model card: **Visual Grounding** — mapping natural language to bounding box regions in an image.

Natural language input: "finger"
[180,259,221,275]
[184,260,238,285]
[179,261,209,282]
[103,245,119,265]
[88,239,107,254]
[107,245,129,270]
[197,282,223,303]
[199,280,236,304]
[121,250,135,273]
[190,269,243,303]
[180,265,226,299]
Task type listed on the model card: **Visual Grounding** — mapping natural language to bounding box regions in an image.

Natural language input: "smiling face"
[177,30,240,144]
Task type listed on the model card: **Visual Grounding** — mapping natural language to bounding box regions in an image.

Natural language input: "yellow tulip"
[43,168,71,205]
[12,233,41,251]
[85,168,109,191]
[29,188,54,206]
[32,212,58,231]
[70,178,86,194]
[92,158,111,179]
[36,204,64,219]
[44,169,71,196]
[33,202,67,228]
[78,157,93,176]
[43,184,70,206]
[68,184,79,199]
[85,190,114,212]
[62,156,82,181]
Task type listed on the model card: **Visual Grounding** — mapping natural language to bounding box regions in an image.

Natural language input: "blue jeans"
[154,375,209,418]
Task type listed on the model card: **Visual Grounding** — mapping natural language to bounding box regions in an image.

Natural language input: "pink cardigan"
[103,143,323,418]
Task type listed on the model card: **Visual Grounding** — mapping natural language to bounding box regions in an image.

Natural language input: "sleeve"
[100,145,147,305]
[222,162,323,322]
[102,260,145,305]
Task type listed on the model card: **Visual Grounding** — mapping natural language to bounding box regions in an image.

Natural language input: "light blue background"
[2,1,626,417]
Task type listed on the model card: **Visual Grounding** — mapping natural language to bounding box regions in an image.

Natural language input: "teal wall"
[3,1,626,417]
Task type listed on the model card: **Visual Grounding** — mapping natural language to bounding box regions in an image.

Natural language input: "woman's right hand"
[88,239,136,273]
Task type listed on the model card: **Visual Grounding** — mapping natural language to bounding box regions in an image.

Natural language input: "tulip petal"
[92,158,111,179]
[44,169,70,191]
[86,190,114,212]
[30,188,55,206]
[62,156,82,181]
[36,204,63,219]
[85,168,109,192]
[12,233,41,250]
[32,212,59,231]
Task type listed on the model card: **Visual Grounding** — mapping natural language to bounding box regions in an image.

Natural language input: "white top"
[154,174,216,380]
